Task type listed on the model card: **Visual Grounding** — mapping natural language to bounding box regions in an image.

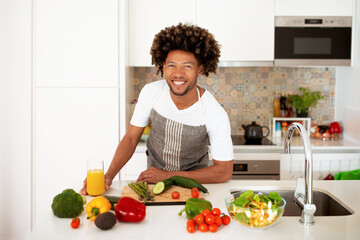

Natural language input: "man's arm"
[137,159,233,184]
[80,124,144,195]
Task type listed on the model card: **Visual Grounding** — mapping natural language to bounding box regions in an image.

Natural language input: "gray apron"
[146,87,209,171]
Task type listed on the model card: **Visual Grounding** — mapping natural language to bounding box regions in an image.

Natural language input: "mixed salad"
[227,190,284,228]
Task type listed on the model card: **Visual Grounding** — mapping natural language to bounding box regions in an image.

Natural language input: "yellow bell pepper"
[86,196,112,221]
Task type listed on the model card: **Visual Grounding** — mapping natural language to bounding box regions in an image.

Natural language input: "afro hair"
[150,23,221,77]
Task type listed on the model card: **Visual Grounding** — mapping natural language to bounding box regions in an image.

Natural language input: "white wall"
[336,0,360,143]
[0,0,32,239]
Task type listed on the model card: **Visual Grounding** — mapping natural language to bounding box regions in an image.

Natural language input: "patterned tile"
[133,67,336,135]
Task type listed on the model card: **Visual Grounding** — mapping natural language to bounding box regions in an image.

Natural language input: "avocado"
[94,212,116,230]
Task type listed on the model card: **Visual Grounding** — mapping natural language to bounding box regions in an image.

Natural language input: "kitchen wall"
[132,67,336,135]
[0,0,32,239]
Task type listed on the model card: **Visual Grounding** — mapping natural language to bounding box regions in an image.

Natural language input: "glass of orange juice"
[87,160,105,196]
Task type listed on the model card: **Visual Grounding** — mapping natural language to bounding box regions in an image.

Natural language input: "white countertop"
[28,180,360,240]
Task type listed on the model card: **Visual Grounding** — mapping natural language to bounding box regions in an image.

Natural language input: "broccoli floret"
[51,189,85,218]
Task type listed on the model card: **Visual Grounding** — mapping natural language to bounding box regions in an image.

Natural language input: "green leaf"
[235,212,249,224]
[235,197,250,207]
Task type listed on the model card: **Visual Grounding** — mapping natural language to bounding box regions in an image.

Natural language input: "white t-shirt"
[131,80,234,161]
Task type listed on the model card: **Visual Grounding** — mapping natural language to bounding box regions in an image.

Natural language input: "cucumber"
[171,176,208,194]
[152,176,209,195]
[152,177,173,195]
[103,195,120,210]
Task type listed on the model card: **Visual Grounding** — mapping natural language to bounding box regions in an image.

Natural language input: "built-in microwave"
[275,16,352,66]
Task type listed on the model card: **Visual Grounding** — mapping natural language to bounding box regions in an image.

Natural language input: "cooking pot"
[242,121,270,141]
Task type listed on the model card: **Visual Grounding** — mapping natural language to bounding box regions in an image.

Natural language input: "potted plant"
[288,87,324,117]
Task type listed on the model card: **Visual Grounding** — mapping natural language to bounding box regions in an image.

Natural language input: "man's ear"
[198,65,204,76]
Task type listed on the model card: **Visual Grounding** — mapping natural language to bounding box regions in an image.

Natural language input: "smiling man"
[80,23,233,195]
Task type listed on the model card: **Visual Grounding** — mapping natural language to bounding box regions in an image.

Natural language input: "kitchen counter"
[27,180,360,240]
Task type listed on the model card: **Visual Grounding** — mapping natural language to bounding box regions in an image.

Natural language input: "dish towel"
[334,169,360,180]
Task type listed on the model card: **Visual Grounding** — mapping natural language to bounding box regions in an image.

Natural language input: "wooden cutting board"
[121,185,204,205]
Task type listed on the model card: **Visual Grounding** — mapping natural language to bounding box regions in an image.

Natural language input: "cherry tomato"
[171,191,180,199]
[71,217,80,229]
[211,208,221,216]
[221,214,231,225]
[201,209,211,217]
[187,219,196,227]
[193,214,204,224]
[198,223,208,232]
[208,223,218,233]
[191,187,199,198]
[215,216,222,226]
[205,214,215,225]
[187,224,196,233]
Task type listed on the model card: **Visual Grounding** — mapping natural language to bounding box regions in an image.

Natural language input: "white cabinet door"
[275,0,354,16]
[197,0,275,62]
[34,88,119,226]
[120,148,148,181]
[129,0,196,66]
[35,0,118,87]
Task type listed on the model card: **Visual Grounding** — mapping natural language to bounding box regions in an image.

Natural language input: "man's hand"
[137,167,170,183]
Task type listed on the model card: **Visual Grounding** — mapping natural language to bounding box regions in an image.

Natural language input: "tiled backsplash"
[133,67,335,135]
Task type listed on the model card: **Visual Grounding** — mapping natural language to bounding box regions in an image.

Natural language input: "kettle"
[242,121,270,141]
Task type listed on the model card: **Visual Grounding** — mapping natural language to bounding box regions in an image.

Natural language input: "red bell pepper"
[114,197,146,222]
[329,121,342,134]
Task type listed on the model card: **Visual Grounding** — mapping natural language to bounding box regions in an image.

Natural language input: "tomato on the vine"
[201,209,211,217]
[187,224,196,233]
[198,223,208,232]
[187,219,196,227]
[193,214,204,225]
[211,208,221,216]
[171,191,180,199]
[191,187,199,198]
[215,216,222,226]
[221,214,231,225]
[71,217,80,229]
[205,214,215,225]
[208,223,218,233]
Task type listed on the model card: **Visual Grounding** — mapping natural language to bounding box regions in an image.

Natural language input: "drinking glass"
[87,160,105,196]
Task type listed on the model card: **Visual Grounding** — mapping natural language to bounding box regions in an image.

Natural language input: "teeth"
[173,81,185,85]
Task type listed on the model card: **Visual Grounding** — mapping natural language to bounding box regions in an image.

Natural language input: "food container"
[225,192,286,229]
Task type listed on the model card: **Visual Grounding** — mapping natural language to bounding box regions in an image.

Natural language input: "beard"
[168,79,197,96]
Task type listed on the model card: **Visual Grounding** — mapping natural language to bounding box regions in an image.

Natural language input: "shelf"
[272,117,311,137]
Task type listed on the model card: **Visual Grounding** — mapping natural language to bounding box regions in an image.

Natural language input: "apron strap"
[154,86,205,126]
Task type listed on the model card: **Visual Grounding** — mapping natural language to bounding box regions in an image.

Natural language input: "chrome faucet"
[284,122,316,225]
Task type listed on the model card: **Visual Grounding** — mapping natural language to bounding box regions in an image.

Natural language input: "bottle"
[280,93,287,117]
[273,92,281,117]
[275,121,282,137]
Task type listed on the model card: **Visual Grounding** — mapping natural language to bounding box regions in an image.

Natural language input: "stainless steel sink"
[230,189,354,216]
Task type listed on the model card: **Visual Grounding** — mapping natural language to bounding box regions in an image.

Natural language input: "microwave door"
[275,27,351,66]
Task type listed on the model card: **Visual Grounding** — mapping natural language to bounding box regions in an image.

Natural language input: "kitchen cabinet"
[197,0,274,63]
[128,0,196,66]
[128,0,274,66]
[120,147,147,181]
[34,81,119,226]
[35,0,118,87]
[275,0,354,16]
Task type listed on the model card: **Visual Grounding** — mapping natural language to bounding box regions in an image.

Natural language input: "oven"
[275,16,352,66]
[231,135,280,180]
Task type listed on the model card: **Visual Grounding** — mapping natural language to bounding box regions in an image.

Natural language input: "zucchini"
[103,195,120,210]
[171,176,208,194]
[152,177,173,195]
[152,176,209,195]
